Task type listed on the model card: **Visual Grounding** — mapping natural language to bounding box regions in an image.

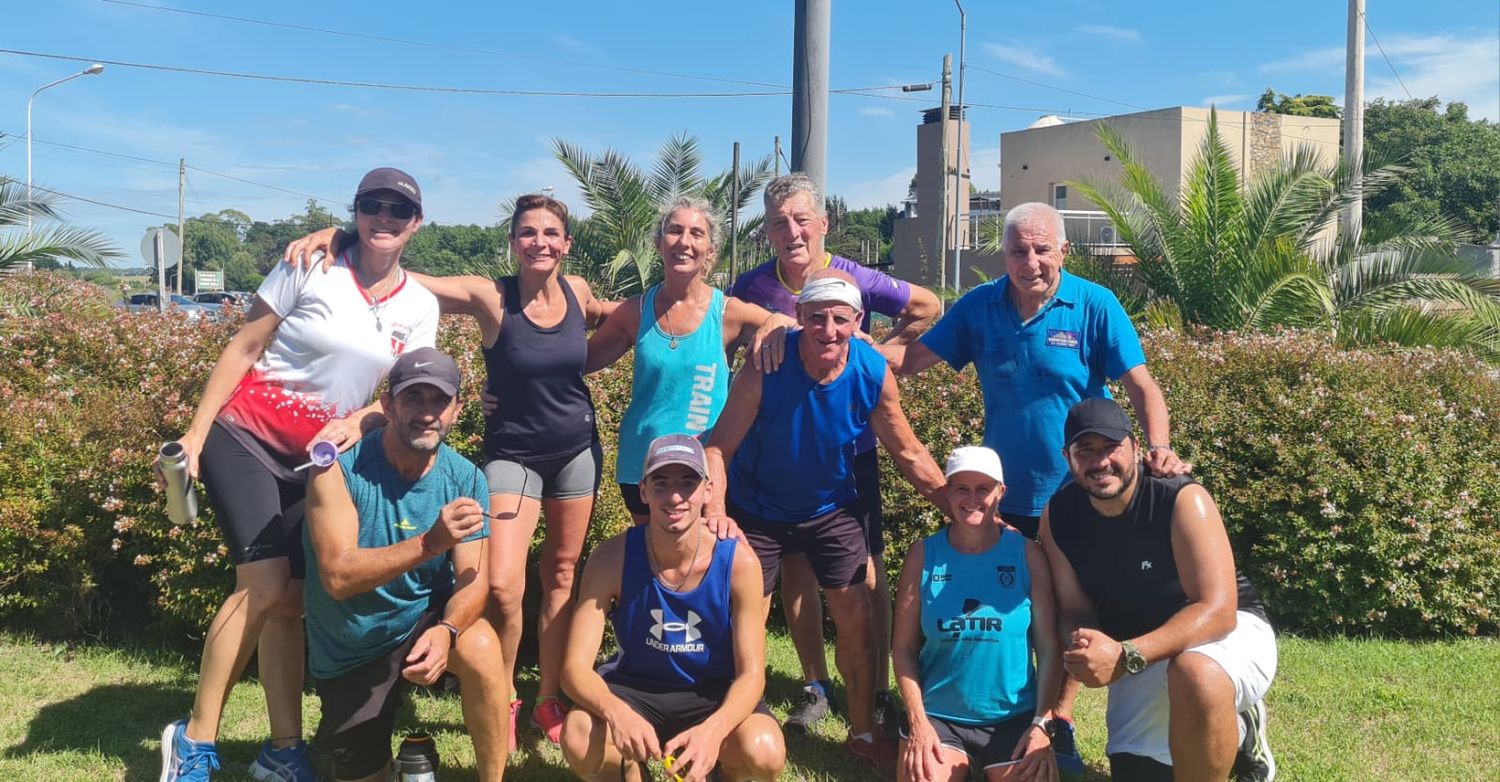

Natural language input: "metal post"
[1342,0,1365,243]
[952,1,967,292]
[24,64,104,246]
[937,55,952,301]
[155,231,167,313]
[792,0,830,189]
[774,135,782,177]
[177,158,186,295]
[730,141,741,282]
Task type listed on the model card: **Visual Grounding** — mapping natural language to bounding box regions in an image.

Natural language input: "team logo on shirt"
[996,564,1016,588]
[647,608,705,653]
[1046,329,1081,349]
[389,324,412,356]
[937,597,1003,639]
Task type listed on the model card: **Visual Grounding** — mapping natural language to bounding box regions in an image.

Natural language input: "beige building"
[892,106,1343,290]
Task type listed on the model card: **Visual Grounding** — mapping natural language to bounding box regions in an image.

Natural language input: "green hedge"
[1,272,1496,639]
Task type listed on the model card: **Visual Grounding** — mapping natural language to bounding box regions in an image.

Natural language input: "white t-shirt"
[218,251,438,458]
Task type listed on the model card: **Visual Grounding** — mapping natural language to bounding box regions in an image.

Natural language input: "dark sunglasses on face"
[356,198,418,220]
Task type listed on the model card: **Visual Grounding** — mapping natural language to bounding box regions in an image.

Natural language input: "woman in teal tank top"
[892,446,1063,781]
[587,197,796,523]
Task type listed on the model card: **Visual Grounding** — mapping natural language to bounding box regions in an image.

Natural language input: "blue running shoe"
[160,719,221,782]
[249,739,317,782]
[1052,717,1086,775]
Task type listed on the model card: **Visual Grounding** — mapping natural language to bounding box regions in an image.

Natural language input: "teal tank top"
[918,527,1037,725]
[616,285,729,484]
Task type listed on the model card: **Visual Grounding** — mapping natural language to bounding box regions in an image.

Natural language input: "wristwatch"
[439,620,461,645]
[1120,640,1148,675]
[1030,715,1057,740]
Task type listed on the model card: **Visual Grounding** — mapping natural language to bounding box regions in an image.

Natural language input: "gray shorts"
[483,441,601,501]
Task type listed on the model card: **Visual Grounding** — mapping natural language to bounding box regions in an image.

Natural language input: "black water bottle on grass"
[395,733,438,781]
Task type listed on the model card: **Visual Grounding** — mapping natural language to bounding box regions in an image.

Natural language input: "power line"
[99,0,789,90]
[967,64,1149,112]
[1361,12,1414,100]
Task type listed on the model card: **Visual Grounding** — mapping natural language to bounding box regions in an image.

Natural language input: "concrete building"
[891,105,1343,290]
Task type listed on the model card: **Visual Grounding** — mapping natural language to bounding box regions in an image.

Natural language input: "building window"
[1052,184,1068,211]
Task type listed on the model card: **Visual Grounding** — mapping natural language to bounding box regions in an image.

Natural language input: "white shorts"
[1104,611,1277,766]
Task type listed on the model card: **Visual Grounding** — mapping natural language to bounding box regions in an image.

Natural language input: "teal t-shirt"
[918,526,1037,724]
[303,430,488,680]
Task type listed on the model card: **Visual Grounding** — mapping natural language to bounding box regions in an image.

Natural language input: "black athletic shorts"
[729,499,869,596]
[618,482,649,518]
[899,710,1036,771]
[1109,752,1174,781]
[313,606,442,780]
[998,510,1041,541]
[198,422,307,577]
[853,448,885,556]
[597,676,772,744]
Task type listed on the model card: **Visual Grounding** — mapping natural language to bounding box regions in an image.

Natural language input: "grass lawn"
[0,631,1495,780]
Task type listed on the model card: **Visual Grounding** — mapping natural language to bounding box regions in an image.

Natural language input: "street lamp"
[26,63,105,237]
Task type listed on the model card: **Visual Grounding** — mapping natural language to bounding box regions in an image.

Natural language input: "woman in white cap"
[158,167,437,781]
[585,196,794,525]
[891,447,1062,782]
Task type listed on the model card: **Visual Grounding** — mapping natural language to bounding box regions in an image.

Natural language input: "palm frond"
[647,132,703,204]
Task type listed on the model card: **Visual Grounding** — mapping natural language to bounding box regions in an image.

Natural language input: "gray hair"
[655,196,723,252]
[1003,202,1067,245]
[762,172,825,216]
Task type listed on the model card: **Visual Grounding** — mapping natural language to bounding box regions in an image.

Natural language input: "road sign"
[195,270,224,293]
[139,228,182,269]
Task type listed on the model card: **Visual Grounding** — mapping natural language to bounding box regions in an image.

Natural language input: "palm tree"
[0,178,121,272]
[552,133,772,296]
[1067,111,1500,358]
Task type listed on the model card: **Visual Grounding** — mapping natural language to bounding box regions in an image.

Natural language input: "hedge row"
[1,272,1495,639]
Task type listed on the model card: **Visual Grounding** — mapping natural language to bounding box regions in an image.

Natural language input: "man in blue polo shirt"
[878,201,1188,771]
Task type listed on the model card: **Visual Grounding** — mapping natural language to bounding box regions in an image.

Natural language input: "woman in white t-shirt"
[155,168,438,781]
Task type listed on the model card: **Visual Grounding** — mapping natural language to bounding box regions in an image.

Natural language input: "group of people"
[154,165,1278,782]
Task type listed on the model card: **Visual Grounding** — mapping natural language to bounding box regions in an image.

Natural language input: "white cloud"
[1200,94,1251,107]
[840,166,916,210]
[1077,25,1140,42]
[1258,46,1345,73]
[858,106,896,118]
[984,43,1066,78]
[1366,33,1499,120]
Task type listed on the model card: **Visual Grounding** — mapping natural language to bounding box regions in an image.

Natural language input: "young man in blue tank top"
[560,435,785,782]
[1041,399,1277,782]
[705,276,947,770]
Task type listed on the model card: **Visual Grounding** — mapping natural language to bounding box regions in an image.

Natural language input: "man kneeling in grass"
[560,434,785,782]
[304,348,509,781]
[1041,398,1277,781]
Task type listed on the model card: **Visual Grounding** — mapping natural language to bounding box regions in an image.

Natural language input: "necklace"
[350,256,400,332]
[648,527,703,592]
[662,302,680,350]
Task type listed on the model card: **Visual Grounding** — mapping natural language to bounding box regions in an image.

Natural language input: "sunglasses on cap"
[355,198,418,220]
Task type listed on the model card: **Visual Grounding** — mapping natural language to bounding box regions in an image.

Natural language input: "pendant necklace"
[353,255,395,332]
[662,298,680,350]
[648,528,702,591]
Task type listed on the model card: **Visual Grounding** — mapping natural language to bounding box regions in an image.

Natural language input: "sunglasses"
[356,198,418,220]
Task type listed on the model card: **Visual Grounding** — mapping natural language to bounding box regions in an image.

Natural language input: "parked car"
[192,291,254,307]
[118,293,221,320]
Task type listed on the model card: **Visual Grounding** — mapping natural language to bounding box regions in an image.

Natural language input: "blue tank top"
[615,286,729,484]
[918,527,1037,725]
[482,276,596,462]
[603,526,738,688]
[727,334,885,522]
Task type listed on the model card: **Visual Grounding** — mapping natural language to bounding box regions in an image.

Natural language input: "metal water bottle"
[395,733,438,782]
[158,441,198,525]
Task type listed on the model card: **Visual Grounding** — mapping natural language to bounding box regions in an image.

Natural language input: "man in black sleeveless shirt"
[1040,398,1278,782]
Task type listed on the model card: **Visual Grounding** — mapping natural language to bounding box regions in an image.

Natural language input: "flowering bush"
[1,272,1495,638]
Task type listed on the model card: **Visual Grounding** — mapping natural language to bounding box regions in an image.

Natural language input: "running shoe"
[159,719,221,782]
[248,739,316,781]
[1051,717,1085,775]
[873,690,901,740]
[531,697,567,744]
[1233,700,1277,781]
[782,684,831,734]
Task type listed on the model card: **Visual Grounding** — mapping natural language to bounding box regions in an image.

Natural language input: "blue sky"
[3,0,1496,265]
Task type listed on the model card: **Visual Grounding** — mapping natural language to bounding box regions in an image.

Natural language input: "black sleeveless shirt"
[482,277,596,462]
[1048,473,1268,642]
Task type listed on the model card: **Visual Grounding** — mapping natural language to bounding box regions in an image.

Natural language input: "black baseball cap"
[1063,397,1134,447]
[355,167,422,211]
[388,347,460,397]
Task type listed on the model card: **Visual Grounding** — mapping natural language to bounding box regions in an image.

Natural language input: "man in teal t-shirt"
[304,347,508,782]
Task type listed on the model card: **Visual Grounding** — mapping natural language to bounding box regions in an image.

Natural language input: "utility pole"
[774,135,782,178]
[952,0,967,294]
[937,54,952,304]
[730,141,741,282]
[1342,0,1365,243]
[792,0,830,189]
[177,158,186,295]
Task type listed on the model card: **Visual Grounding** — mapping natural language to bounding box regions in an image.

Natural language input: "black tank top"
[482,276,596,462]
[1049,473,1268,642]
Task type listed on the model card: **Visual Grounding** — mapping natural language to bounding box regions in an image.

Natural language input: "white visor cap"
[944,446,1005,484]
[797,277,864,313]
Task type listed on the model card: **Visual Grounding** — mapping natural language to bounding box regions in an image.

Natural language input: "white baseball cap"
[944,446,1004,483]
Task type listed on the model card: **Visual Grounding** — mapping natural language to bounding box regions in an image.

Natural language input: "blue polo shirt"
[920,271,1144,516]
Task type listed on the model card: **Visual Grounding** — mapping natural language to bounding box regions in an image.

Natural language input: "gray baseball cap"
[388,347,460,397]
[641,434,709,478]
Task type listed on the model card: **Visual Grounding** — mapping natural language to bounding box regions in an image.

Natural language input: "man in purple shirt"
[730,173,941,736]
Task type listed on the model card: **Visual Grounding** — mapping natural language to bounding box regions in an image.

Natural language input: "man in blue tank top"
[1041,398,1278,782]
[705,276,947,770]
[303,348,510,782]
[560,435,785,782]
